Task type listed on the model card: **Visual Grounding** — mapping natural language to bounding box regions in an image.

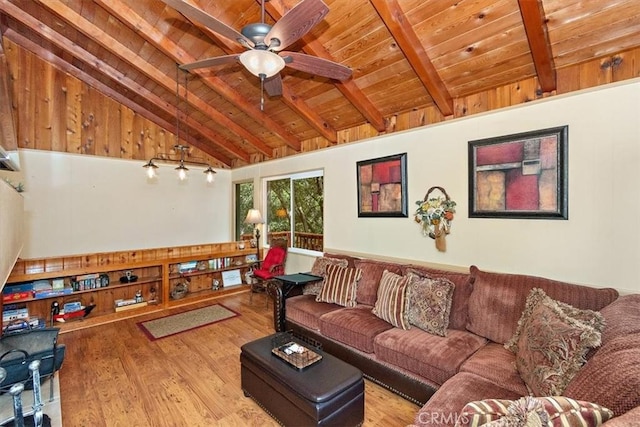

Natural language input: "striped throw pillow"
[315,264,362,307]
[457,396,614,427]
[372,270,410,329]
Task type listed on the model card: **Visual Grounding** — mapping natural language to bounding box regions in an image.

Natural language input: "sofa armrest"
[267,280,285,332]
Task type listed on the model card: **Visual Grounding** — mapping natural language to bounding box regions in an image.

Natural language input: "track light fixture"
[143,66,216,183]
[143,144,216,182]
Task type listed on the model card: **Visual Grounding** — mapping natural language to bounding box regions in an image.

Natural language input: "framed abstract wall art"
[356,153,408,217]
[468,126,568,219]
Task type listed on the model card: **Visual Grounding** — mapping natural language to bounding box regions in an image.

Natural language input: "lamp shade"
[239,50,285,78]
[244,209,264,224]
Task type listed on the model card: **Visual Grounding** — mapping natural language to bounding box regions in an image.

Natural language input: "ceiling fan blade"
[265,0,329,51]
[264,74,283,97]
[179,54,240,71]
[282,52,352,81]
[161,0,254,48]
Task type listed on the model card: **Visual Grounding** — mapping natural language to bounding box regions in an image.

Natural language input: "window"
[265,170,323,252]
[234,181,254,240]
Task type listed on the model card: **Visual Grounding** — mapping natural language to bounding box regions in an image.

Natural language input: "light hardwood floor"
[58,291,419,426]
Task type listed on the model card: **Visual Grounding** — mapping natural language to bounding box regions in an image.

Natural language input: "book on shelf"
[2,304,29,322]
[33,287,73,299]
[3,317,45,332]
[2,291,32,303]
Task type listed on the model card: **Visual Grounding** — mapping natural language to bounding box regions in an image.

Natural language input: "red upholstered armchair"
[249,238,288,305]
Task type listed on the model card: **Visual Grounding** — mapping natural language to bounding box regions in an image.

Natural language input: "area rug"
[137,304,239,341]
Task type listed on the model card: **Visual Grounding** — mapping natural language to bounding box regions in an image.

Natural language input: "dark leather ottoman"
[240,334,364,426]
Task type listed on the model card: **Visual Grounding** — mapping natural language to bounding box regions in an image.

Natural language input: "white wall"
[0,179,23,287]
[233,80,640,294]
[18,151,232,258]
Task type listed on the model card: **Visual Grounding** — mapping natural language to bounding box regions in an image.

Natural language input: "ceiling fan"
[162,0,352,107]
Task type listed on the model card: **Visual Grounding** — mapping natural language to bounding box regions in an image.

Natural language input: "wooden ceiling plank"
[6,29,234,167]
[518,0,556,92]
[0,2,248,164]
[370,0,454,117]
[265,0,387,133]
[97,0,302,152]
[31,0,272,158]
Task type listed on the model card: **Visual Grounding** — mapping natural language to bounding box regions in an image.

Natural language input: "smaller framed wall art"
[356,153,408,218]
[468,126,568,219]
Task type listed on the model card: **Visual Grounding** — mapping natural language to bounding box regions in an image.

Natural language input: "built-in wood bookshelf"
[3,242,260,333]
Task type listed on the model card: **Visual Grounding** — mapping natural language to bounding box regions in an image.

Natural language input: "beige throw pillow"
[315,264,362,307]
[372,270,410,329]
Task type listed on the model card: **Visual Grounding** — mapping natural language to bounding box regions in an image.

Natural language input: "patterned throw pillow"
[456,396,614,427]
[304,256,349,295]
[372,270,410,329]
[505,288,605,396]
[405,272,455,337]
[315,264,362,307]
[310,256,349,277]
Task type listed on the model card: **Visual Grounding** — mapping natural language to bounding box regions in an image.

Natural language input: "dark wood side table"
[268,273,323,332]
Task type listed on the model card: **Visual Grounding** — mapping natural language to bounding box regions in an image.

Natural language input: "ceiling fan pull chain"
[260,73,265,111]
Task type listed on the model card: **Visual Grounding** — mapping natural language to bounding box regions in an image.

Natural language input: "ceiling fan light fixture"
[239,50,285,78]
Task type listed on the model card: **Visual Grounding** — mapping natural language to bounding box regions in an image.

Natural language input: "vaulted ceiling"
[0,0,639,168]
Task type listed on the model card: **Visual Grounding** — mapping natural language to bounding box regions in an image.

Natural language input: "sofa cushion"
[459,343,528,396]
[466,265,618,344]
[406,272,455,337]
[319,306,393,353]
[374,327,487,386]
[564,295,640,417]
[402,264,472,331]
[506,288,604,396]
[372,270,410,329]
[457,396,614,427]
[285,295,343,331]
[413,372,524,427]
[598,294,640,345]
[354,259,403,306]
[316,264,362,307]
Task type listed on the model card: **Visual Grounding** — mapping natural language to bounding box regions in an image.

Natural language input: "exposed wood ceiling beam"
[280,84,336,143]
[370,0,454,117]
[95,0,303,152]
[4,29,233,166]
[264,0,388,133]
[518,0,556,92]
[0,33,18,151]
[169,0,337,144]
[0,1,249,164]
[31,0,273,158]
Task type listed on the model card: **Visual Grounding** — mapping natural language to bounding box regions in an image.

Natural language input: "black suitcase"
[0,321,65,391]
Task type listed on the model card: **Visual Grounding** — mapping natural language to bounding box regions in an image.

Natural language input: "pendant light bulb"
[176,163,188,180]
[204,166,216,183]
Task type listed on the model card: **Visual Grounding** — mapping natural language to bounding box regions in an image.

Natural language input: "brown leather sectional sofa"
[268,253,640,426]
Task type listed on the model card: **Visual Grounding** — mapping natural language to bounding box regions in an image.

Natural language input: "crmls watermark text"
[416,412,469,425]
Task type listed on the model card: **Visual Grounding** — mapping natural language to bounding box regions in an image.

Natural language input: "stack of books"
[2,303,45,331]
